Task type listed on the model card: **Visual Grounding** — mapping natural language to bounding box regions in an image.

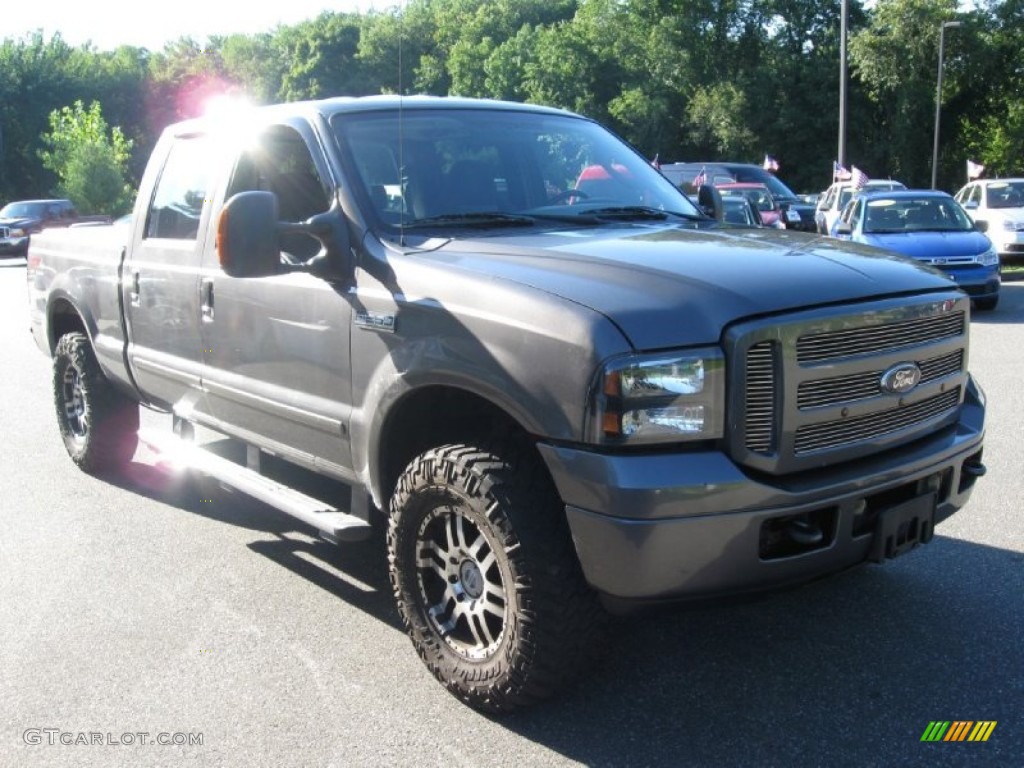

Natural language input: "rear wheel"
[53,332,139,472]
[387,441,606,713]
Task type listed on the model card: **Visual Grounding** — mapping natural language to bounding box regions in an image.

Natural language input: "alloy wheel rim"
[62,365,88,441]
[415,505,507,660]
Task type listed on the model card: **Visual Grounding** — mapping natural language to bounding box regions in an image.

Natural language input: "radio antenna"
[398,0,406,245]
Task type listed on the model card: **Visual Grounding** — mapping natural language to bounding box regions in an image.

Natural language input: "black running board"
[139,430,373,542]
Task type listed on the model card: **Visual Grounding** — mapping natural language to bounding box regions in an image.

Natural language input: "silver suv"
[815,179,905,235]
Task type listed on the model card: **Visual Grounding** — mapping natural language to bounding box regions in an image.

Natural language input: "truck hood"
[0,216,39,229]
[421,223,957,349]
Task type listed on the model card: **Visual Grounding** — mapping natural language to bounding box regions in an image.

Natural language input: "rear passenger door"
[123,133,220,411]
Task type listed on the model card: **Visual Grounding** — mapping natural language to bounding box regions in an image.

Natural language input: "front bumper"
[540,379,985,603]
[990,228,1024,260]
[943,266,1000,300]
[0,235,29,256]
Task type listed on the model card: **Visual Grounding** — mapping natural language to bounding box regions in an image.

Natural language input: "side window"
[145,137,216,240]
[227,126,329,259]
[971,185,983,207]
[819,186,835,211]
[847,200,863,230]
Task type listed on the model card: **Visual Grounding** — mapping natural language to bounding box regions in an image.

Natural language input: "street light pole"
[837,0,849,170]
[931,20,962,189]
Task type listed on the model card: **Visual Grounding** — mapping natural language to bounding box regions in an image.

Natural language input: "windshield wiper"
[400,212,536,229]
[571,206,705,222]
[584,206,669,221]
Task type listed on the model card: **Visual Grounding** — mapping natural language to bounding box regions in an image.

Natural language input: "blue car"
[833,190,1000,311]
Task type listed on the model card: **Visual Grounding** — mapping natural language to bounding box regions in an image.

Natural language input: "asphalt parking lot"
[1,259,1020,767]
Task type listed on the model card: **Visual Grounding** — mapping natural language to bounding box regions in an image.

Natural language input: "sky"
[7,1,391,52]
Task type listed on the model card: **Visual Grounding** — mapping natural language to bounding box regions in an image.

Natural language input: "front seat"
[445,160,499,214]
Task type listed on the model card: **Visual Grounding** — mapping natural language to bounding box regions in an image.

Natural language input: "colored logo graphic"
[920,721,997,742]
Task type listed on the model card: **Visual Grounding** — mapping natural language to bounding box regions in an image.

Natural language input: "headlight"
[588,348,725,445]
[9,227,26,237]
[978,246,999,266]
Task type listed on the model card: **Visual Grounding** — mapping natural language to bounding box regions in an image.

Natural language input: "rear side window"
[145,137,216,240]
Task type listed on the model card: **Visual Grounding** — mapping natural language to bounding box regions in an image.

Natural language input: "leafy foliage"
[38,100,133,215]
[0,0,1021,207]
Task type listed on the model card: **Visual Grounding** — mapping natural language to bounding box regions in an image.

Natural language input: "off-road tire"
[53,332,139,472]
[387,441,607,713]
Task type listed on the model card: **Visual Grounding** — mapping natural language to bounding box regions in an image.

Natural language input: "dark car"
[719,194,763,227]
[716,182,785,228]
[0,199,79,257]
[659,162,816,231]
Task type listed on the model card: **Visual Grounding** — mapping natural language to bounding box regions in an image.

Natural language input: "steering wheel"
[549,188,591,204]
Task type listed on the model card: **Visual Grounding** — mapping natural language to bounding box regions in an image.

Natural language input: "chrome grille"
[796,312,965,363]
[794,388,961,454]
[798,350,964,409]
[728,292,969,475]
[745,341,776,452]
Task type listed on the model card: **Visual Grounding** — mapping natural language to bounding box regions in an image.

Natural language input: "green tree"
[38,100,134,215]
[955,0,1024,179]
[277,13,373,100]
[685,82,758,158]
[849,0,961,186]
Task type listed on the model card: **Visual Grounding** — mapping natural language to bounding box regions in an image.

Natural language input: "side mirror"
[216,191,353,282]
[217,192,281,277]
[834,221,852,236]
[974,219,989,233]
[963,200,979,211]
[697,184,724,221]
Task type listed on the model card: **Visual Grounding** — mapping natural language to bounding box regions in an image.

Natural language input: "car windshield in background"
[864,197,974,233]
[0,202,46,218]
[333,108,700,230]
[986,181,1024,209]
[757,175,799,201]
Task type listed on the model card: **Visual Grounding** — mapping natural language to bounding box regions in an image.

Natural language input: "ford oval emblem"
[881,363,922,394]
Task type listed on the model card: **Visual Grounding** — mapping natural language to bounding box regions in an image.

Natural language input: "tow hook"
[962,459,987,478]
[786,516,824,546]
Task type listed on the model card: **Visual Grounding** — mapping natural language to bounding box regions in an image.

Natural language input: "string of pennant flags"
[833,159,986,187]
[651,153,986,187]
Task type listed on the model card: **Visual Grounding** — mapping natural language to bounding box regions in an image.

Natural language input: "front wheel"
[387,442,606,713]
[53,332,139,472]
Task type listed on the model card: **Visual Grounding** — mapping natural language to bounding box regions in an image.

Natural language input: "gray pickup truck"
[27,96,987,712]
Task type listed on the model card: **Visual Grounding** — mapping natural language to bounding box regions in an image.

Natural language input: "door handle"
[129,270,141,307]
[201,278,214,322]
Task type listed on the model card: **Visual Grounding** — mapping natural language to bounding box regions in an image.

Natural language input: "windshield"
[0,202,47,218]
[863,197,974,233]
[332,108,700,230]
[985,181,1024,209]
[757,176,798,201]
